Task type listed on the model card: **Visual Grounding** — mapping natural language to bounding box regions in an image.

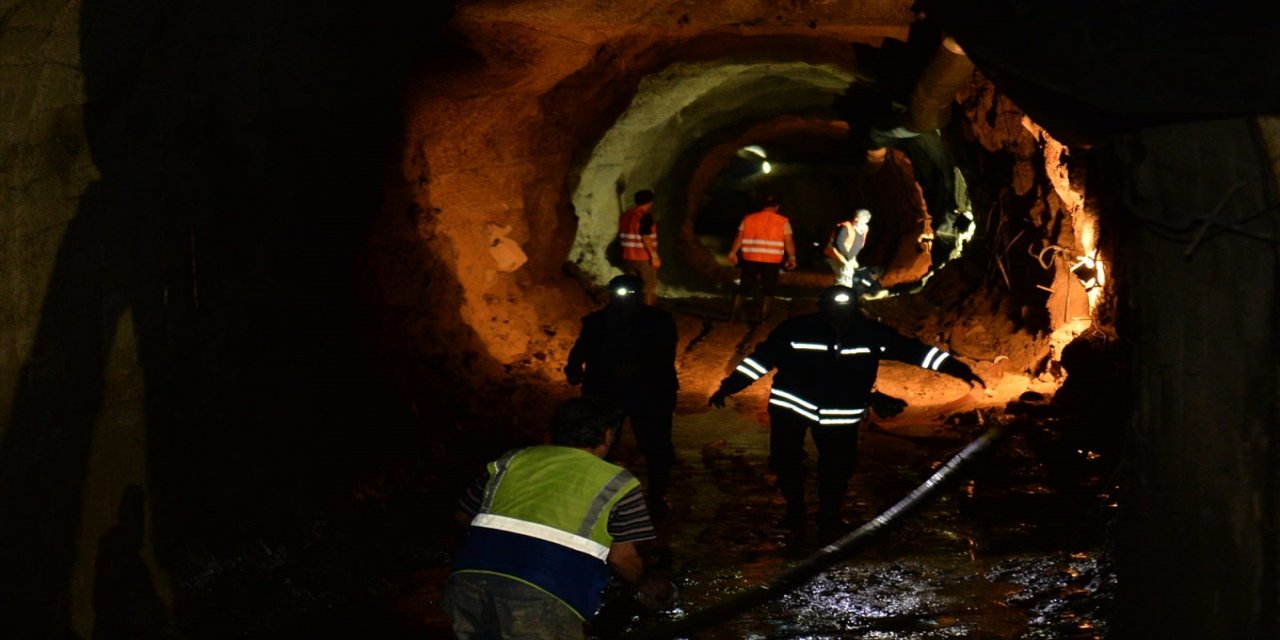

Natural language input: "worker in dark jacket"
[708,285,984,531]
[565,275,679,513]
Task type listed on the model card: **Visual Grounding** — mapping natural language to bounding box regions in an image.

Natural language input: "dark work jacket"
[567,304,678,398]
[716,312,971,425]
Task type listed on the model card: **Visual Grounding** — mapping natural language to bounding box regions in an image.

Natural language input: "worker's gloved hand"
[870,391,907,418]
[955,364,985,389]
[708,390,729,409]
[635,574,678,610]
[564,365,584,386]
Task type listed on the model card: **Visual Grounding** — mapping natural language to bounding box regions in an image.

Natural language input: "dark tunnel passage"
[1,1,1279,639]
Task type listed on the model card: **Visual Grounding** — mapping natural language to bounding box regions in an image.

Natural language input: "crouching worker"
[442,396,677,639]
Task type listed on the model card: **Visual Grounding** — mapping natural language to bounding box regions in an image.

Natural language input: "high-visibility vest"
[830,221,867,260]
[619,205,656,261]
[739,210,788,264]
[451,446,640,619]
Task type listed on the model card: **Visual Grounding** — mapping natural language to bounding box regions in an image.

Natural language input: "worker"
[727,196,797,323]
[824,209,872,287]
[565,274,679,515]
[708,285,984,532]
[442,396,677,639]
[618,189,661,306]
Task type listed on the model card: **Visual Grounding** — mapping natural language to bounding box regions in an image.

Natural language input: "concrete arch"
[568,59,862,292]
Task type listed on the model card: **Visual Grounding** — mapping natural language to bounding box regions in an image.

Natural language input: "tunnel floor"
[260,298,1119,639]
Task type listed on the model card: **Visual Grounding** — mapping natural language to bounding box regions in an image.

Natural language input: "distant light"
[742,145,767,158]
[761,161,772,174]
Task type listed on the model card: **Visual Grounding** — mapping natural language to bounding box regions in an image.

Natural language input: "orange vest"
[619,205,656,261]
[739,210,788,264]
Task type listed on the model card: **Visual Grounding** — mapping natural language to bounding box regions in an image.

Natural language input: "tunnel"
[1,1,1278,638]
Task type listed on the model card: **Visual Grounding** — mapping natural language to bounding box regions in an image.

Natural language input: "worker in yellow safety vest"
[443,397,677,638]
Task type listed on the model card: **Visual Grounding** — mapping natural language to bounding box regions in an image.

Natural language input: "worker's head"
[551,396,625,449]
[607,274,644,308]
[634,190,654,206]
[819,285,859,323]
[762,195,780,210]
[853,209,872,224]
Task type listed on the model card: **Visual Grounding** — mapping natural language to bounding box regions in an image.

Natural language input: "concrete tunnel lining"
[569,59,861,294]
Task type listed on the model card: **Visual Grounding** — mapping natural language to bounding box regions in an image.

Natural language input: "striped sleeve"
[607,488,657,543]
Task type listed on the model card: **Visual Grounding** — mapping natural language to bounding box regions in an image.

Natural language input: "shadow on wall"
[0,1,460,637]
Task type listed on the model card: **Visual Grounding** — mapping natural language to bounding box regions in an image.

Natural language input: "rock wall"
[0,1,456,634]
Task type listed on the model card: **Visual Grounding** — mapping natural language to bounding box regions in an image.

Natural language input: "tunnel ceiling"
[405,0,1097,376]
[455,0,914,28]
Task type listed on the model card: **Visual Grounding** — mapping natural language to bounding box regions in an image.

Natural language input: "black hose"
[625,419,1013,640]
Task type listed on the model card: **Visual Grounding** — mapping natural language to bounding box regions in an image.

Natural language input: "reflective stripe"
[619,232,654,248]
[769,397,819,422]
[770,399,865,425]
[819,414,860,424]
[840,347,872,355]
[742,239,785,246]
[921,347,940,369]
[930,352,950,370]
[790,342,829,351]
[742,247,785,255]
[735,364,761,380]
[580,470,633,538]
[771,388,817,410]
[480,452,520,513]
[742,358,768,375]
[472,514,609,561]
[820,408,865,415]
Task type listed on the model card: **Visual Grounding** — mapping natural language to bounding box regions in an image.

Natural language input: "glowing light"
[741,145,767,158]
[1071,255,1105,290]
[615,287,629,297]
[833,293,850,303]
[761,160,772,174]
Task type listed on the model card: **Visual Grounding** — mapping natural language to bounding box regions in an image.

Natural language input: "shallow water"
[591,410,1118,640]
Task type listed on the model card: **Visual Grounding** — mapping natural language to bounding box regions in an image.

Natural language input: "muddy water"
[591,404,1118,640]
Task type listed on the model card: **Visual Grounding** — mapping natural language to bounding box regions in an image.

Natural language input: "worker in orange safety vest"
[618,189,660,306]
[727,196,797,322]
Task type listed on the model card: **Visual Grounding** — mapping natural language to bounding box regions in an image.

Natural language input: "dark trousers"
[738,260,782,298]
[623,259,659,305]
[617,392,677,499]
[767,407,859,512]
